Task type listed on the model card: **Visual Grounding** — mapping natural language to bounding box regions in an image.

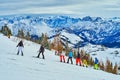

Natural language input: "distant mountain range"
[0,14,120,48]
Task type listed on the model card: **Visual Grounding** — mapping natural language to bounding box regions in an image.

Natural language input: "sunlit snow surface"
[0,34,120,80]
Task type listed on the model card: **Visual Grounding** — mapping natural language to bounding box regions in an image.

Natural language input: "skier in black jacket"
[37,45,45,59]
[16,40,24,56]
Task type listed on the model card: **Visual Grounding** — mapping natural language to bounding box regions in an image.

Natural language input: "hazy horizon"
[0,0,120,18]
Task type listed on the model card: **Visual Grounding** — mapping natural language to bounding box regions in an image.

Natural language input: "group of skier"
[16,40,99,70]
[58,50,87,66]
[58,49,99,69]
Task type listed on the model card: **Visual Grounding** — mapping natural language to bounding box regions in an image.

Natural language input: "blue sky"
[0,0,120,18]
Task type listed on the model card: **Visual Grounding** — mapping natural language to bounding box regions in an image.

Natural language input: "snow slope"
[0,34,120,80]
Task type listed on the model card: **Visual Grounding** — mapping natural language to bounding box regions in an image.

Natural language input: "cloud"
[0,0,120,17]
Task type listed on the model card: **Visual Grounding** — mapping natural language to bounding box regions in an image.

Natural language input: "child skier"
[82,54,88,67]
[67,49,73,64]
[76,51,82,66]
[16,40,24,56]
[94,57,99,70]
[60,50,66,63]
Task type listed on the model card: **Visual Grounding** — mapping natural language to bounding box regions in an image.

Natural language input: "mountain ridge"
[0,14,120,48]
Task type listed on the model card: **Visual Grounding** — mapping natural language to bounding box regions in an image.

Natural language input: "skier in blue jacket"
[67,49,73,64]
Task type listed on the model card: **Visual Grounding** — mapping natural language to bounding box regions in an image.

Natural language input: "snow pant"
[60,55,65,62]
[37,51,45,59]
[67,57,73,64]
[17,47,23,56]
[94,64,98,70]
[82,59,88,67]
[76,58,82,66]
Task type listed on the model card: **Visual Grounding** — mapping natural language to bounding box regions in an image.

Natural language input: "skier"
[67,49,73,64]
[37,45,45,59]
[16,40,24,56]
[60,50,66,63]
[82,54,88,67]
[94,57,99,70]
[76,51,82,66]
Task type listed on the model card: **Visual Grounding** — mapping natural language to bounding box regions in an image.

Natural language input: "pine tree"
[26,32,30,40]
[112,63,118,74]
[58,40,63,53]
[51,34,63,54]
[50,43,54,50]
[43,33,49,49]
[73,50,76,58]
[99,61,105,71]
[17,29,24,38]
[80,49,85,61]
[110,63,113,72]
[2,25,8,36]
[40,33,44,43]
[7,29,12,38]
[36,36,41,44]
[40,33,49,49]
[105,59,113,73]
[1,24,12,37]
[51,37,57,50]
[48,41,51,50]
[21,29,24,38]
[86,53,90,65]
[17,30,20,37]
[89,57,94,67]
[65,39,70,56]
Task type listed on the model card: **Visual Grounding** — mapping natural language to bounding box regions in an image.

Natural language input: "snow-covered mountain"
[0,33,120,80]
[0,14,120,48]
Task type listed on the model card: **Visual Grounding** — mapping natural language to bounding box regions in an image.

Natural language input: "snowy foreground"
[0,34,120,80]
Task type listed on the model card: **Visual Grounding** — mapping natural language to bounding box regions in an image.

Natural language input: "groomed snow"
[0,34,120,80]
